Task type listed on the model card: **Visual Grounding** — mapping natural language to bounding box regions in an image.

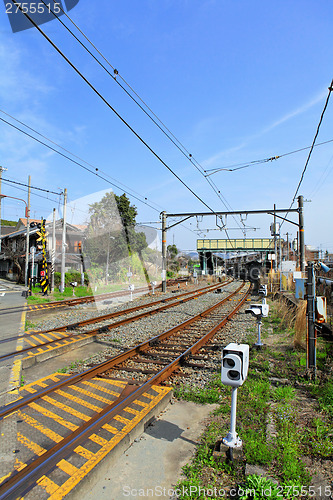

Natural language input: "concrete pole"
[298,195,305,272]
[273,204,277,271]
[0,166,9,255]
[279,231,282,291]
[60,189,67,293]
[161,211,167,292]
[286,232,290,260]
[51,208,56,292]
[24,176,31,287]
[306,262,316,374]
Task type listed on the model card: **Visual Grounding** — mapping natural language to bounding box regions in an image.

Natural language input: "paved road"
[0,279,27,397]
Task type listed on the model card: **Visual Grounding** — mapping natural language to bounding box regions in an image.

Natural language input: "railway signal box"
[221,343,249,388]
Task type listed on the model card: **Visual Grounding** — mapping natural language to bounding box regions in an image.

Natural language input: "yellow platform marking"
[55,389,102,413]
[142,392,155,400]
[18,411,63,443]
[46,385,171,499]
[37,475,59,494]
[81,380,120,398]
[39,333,55,342]
[57,459,79,476]
[124,407,140,415]
[0,471,12,485]
[24,337,38,347]
[17,432,46,456]
[89,434,108,446]
[31,335,43,344]
[24,386,38,394]
[74,446,94,460]
[7,310,26,394]
[114,415,131,425]
[13,458,26,472]
[70,386,114,405]
[47,332,63,339]
[29,402,78,431]
[48,374,64,382]
[102,423,118,434]
[33,381,48,388]
[42,395,91,422]
[101,378,127,388]
[133,399,148,408]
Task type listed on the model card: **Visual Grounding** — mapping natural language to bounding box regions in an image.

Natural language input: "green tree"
[85,193,147,278]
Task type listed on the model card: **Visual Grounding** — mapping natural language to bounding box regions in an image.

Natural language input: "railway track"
[1,277,188,316]
[0,281,250,499]
[0,280,232,366]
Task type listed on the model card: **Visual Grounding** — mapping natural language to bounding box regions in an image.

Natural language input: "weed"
[305,417,333,458]
[272,386,296,402]
[173,384,222,404]
[238,475,281,500]
[313,380,333,415]
[57,359,83,374]
[20,375,25,387]
[25,320,36,330]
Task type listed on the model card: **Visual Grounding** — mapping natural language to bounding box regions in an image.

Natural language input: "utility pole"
[298,195,305,272]
[0,166,8,253]
[161,211,167,292]
[273,204,277,271]
[306,262,316,375]
[285,233,290,261]
[51,208,56,292]
[60,189,67,293]
[24,175,31,287]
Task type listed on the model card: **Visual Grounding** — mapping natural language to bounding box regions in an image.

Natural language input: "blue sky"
[0,1,332,252]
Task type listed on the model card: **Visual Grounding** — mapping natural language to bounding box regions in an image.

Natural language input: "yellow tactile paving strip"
[0,373,171,500]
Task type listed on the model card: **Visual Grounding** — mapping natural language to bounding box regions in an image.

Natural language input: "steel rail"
[0,281,242,421]
[0,283,250,499]
[0,278,187,316]
[0,281,231,363]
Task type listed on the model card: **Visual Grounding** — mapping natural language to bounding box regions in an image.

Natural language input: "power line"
[35,0,241,234]
[1,177,61,195]
[0,109,163,212]
[280,79,333,230]
[11,1,216,217]
[204,138,333,175]
[1,179,60,204]
[290,80,333,206]
[0,115,159,213]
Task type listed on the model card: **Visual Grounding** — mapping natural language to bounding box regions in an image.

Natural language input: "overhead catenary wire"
[280,79,333,230]
[0,116,159,214]
[204,137,333,175]
[34,0,242,240]
[10,2,217,218]
[0,109,163,212]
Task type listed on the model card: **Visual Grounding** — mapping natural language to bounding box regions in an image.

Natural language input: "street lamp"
[0,194,30,287]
